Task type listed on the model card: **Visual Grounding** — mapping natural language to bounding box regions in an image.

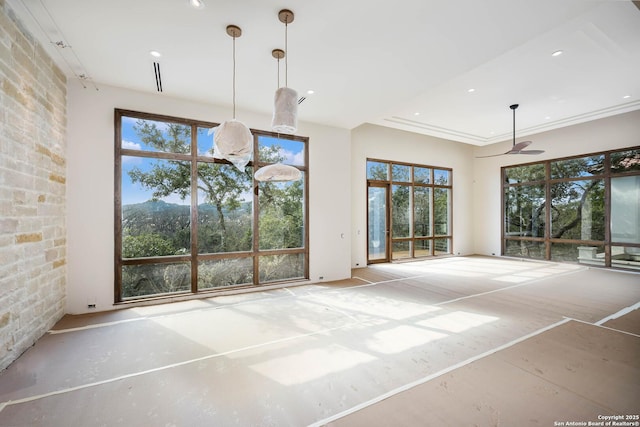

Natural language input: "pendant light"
[210,25,253,171]
[255,163,301,182]
[254,47,302,182]
[271,9,298,134]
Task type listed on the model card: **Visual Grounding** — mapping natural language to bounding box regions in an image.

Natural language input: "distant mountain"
[123,199,251,218]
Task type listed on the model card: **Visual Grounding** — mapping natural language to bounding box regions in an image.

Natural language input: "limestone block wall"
[0,0,67,370]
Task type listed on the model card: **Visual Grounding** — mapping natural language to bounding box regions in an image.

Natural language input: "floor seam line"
[564,315,640,339]
[48,280,371,335]
[594,301,640,326]
[1,318,371,411]
[307,317,572,427]
[48,264,583,335]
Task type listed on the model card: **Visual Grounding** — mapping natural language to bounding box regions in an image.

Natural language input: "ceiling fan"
[477,104,545,158]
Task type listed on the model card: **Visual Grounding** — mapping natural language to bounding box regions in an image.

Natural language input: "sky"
[120,116,305,206]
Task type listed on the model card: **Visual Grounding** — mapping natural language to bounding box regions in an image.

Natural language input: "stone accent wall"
[0,0,67,370]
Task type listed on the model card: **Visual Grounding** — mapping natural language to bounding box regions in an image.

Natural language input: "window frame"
[114,109,309,303]
[501,146,640,269]
[367,158,453,261]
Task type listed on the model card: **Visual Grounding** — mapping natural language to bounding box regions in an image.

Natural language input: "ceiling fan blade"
[476,153,507,158]
[511,140,532,151]
[518,150,545,155]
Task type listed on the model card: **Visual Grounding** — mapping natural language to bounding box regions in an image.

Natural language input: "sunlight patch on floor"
[493,275,533,283]
[417,311,499,333]
[249,344,377,386]
[365,325,448,354]
[370,257,585,284]
[307,292,442,321]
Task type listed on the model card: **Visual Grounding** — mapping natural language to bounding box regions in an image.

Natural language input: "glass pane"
[504,163,545,184]
[434,169,450,185]
[414,167,431,184]
[504,185,545,238]
[611,176,640,244]
[434,238,450,255]
[552,243,604,264]
[367,161,389,180]
[415,239,431,257]
[122,262,190,299]
[391,164,411,182]
[433,188,450,235]
[551,180,604,240]
[392,241,411,260]
[611,149,640,173]
[122,157,191,257]
[575,245,605,266]
[197,163,253,253]
[197,126,215,157]
[259,177,305,250]
[368,186,387,261]
[504,240,546,260]
[259,253,304,282]
[258,135,305,166]
[551,155,604,179]
[121,117,190,154]
[198,258,253,290]
[611,246,640,271]
[392,185,411,238]
[414,187,431,237]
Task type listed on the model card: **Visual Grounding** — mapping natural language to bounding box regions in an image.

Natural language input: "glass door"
[368,183,389,263]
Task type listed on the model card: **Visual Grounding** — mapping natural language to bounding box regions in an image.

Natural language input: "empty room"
[1,0,639,426]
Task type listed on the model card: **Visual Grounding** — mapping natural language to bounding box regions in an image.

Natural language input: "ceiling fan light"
[255,163,301,182]
[272,86,298,134]
[212,119,253,170]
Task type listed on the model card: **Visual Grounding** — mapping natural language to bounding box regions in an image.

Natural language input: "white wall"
[66,82,351,314]
[350,124,475,268]
[471,109,640,256]
[66,80,640,314]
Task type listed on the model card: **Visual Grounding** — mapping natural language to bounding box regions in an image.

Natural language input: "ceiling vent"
[153,62,163,92]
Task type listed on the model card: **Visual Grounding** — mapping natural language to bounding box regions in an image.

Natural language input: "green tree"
[259,179,304,249]
[122,233,176,258]
[127,120,253,252]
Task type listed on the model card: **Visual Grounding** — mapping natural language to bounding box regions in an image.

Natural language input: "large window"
[115,110,308,302]
[367,159,452,262]
[502,147,640,270]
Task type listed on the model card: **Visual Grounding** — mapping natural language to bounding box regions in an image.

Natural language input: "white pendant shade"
[272,87,298,134]
[254,163,301,182]
[211,119,253,171]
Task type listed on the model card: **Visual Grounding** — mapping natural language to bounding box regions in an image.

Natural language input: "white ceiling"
[9,0,640,145]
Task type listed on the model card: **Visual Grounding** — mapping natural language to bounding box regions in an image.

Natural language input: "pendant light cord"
[232,34,237,119]
[284,19,288,87]
[512,106,516,147]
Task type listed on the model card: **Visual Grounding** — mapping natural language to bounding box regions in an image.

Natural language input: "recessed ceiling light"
[623,95,631,99]
[414,112,420,116]
[551,50,563,57]
[150,50,162,58]
[467,88,475,93]
[189,0,205,9]
[307,90,315,95]
[545,116,551,120]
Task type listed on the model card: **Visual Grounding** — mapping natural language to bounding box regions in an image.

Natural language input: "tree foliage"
[504,157,607,259]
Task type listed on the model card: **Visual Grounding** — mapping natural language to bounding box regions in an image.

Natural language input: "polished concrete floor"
[0,256,638,426]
